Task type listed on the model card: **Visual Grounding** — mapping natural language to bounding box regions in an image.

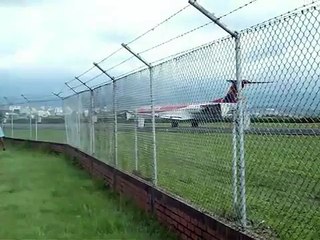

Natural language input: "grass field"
[96,124,320,240]
[0,144,175,239]
[3,128,66,143]
[3,123,320,239]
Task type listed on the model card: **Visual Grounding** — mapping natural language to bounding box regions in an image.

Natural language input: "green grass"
[4,129,66,143]
[112,129,320,240]
[0,145,175,239]
[4,123,320,239]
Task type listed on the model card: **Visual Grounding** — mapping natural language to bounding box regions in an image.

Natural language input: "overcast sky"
[0,0,313,102]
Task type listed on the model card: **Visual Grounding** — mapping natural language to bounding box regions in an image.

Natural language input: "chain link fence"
[0,99,66,143]
[240,6,320,239]
[1,4,316,240]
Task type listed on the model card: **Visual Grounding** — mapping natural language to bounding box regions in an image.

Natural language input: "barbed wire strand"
[126,4,190,45]
[95,4,190,66]
[218,0,258,20]
[97,47,123,64]
[67,0,318,87]
[115,65,148,80]
[62,0,261,92]
[6,0,268,100]
[0,96,62,106]
[139,0,260,55]
[143,0,320,68]
[66,0,259,89]
[243,0,320,32]
[139,21,213,55]
[81,72,106,85]
[65,65,97,84]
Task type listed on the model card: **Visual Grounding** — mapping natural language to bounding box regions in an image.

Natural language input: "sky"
[0,0,315,103]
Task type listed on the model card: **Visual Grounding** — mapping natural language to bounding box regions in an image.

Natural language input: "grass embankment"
[0,145,175,239]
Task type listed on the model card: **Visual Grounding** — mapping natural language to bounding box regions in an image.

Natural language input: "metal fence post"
[52,93,65,143]
[65,81,81,148]
[149,67,157,185]
[134,109,139,171]
[73,77,95,154]
[113,80,118,167]
[232,109,238,215]
[11,113,13,138]
[20,95,32,140]
[64,106,69,144]
[92,63,118,166]
[235,33,247,228]
[121,43,158,186]
[77,94,81,148]
[90,90,95,155]
[109,123,113,163]
[35,116,38,141]
[3,97,13,138]
[189,0,247,227]
[29,113,32,139]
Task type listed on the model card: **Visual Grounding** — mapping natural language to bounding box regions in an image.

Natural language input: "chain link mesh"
[1,100,65,143]
[239,5,320,239]
[93,84,114,165]
[5,4,317,240]
[152,36,237,217]
[115,69,154,179]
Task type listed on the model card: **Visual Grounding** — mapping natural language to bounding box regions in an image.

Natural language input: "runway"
[137,126,320,136]
[3,123,320,136]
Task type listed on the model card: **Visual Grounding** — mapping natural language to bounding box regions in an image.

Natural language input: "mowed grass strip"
[0,145,175,239]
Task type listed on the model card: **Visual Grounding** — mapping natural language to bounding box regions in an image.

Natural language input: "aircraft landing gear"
[171,120,179,128]
[191,120,199,127]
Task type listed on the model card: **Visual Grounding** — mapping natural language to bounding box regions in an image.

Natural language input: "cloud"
[0,0,44,7]
[0,0,315,99]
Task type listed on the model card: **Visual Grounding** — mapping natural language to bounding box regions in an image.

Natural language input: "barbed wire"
[115,65,147,80]
[121,36,228,81]
[94,4,190,66]
[4,0,294,102]
[217,0,258,20]
[64,0,258,91]
[138,0,260,56]
[0,97,61,107]
[139,21,213,55]
[86,72,106,84]
[105,56,136,72]
[2,94,57,102]
[76,65,97,78]
[126,4,190,46]
[8,0,300,101]
[90,80,113,90]
[150,36,226,66]
[96,47,123,64]
[241,0,320,33]
[65,65,97,84]
[65,72,105,91]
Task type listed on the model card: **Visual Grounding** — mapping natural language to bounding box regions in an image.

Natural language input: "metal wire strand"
[69,0,257,86]
[126,4,190,45]
[138,0,261,56]
[96,4,190,65]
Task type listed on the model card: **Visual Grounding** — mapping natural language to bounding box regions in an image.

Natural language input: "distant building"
[54,107,63,116]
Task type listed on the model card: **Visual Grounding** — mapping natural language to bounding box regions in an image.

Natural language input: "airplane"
[125,80,271,128]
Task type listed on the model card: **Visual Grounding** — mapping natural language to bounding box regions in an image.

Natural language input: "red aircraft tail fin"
[212,80,272,103]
